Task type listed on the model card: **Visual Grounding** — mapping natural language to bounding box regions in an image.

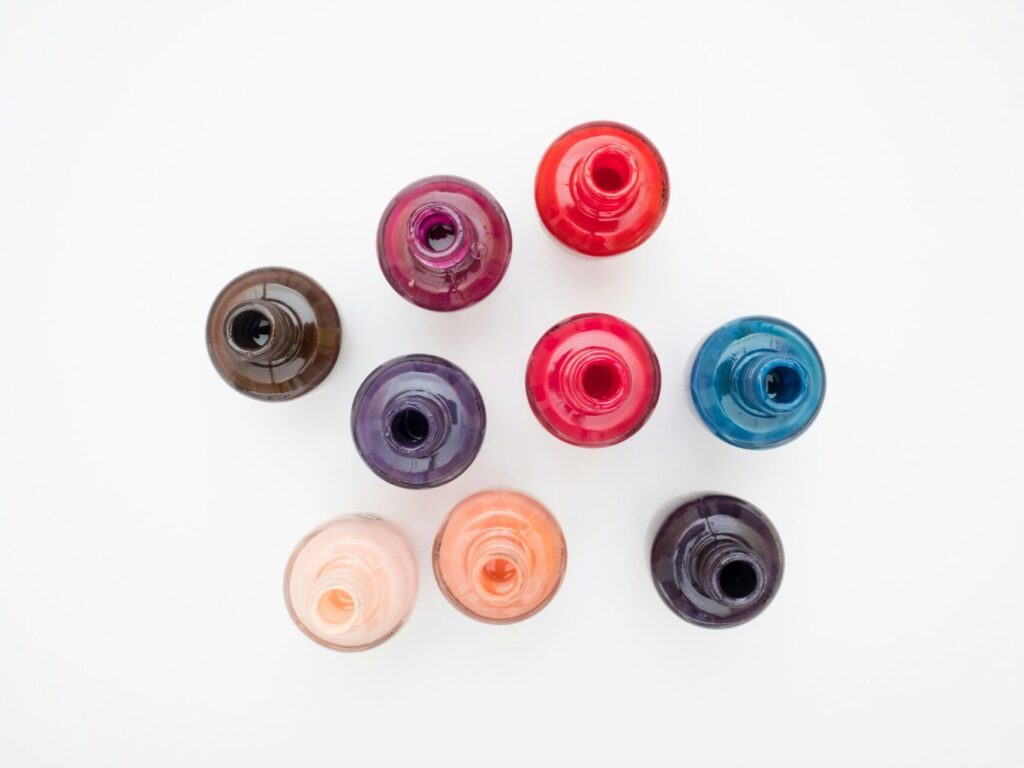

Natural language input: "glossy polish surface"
[378,175,512,311]
[651,495,784,628]
[526,313,661,447]
[284,515,418,651]
[433,490,566,624]
[691,316,825,449]
[206,267,341,401]
[535,121,669,256]
[352,354,485,488]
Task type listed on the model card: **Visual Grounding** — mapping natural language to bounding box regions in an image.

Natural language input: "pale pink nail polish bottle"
[284,515,418,652]
[433,490,567,624]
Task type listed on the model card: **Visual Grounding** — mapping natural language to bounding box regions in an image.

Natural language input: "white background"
[1,1,1022,765]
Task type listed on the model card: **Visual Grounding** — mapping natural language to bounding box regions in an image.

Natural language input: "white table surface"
[2,1,1022,765]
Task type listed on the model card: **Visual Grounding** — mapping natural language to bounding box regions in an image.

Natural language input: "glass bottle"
[433,490,566,624]
[691,316,825,448]
[526,313,661,447]
[377,176,512,311]
[535,121,669,256]
[651,494,784,628]
[206,266,341,401]
[351,354,486,488]
[284,515,418,651]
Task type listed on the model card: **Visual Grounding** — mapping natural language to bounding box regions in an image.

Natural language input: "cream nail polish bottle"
[284,515,418,651]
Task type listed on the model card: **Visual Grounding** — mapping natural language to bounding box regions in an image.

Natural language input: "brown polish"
[206,267,341,401]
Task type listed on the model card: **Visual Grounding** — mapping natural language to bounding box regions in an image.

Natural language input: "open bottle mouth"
[716,559,761,602]
[584,145,640,198]
[221,298,302,365]
[580,357,627,403]
[561,349,632,413]
[407,203,468,269]
[381,391,452,458]
[228,308,272,351]
[313,587,358,630]
[389,407,431,448]
[473,552,526,603]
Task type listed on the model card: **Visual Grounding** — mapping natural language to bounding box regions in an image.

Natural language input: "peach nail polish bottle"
[284,515,418,651]
[433,490,567,624]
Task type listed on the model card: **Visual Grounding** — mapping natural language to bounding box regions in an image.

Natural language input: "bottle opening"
[389,407,430,448]
[229,309,272,351]
[718,560,759,600]
[315,588,356,625]
[590,148,633,192]
[581,359,623,402]
[416,211,458,253]
[479,556,519,597]
[764,364,803,405]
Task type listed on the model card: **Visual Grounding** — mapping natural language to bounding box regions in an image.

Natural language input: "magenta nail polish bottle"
[377,176,512,311]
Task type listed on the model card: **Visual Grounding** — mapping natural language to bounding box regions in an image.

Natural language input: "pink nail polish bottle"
[284,515,418,651]
[526,312,661,447]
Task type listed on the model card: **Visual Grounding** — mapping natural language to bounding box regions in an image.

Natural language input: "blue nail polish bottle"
[691,316,825,449]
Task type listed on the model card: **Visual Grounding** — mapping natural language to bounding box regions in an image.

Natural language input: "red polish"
[535,121,669,257]
[526,313,661,447]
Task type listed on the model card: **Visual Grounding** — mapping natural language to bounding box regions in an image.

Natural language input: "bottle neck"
[558,348,631,414]
[383,391,451,457]
[465,526,534,606]
[730,351,809,417]
[307,555,382,638]
[406,202,475,270]
[224,299,302,366]
[686,535,766,607]
[571,143,642,218]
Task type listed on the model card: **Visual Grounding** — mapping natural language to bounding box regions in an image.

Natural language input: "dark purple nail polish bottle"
[651,494,784,628]
[377,176,512,311]
[351,354,486,489]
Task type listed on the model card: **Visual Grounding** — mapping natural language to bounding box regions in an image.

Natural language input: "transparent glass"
[433,490,566,624]
[351,354,486,488]
[284,515,418,651]
[535,121,669,256]
[526,313,661,447]
[691,316,826,449]
[206,267,341,401]
[377,175,512,311]
[651,494,784,628]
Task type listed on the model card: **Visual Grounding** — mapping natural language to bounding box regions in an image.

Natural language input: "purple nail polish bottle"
[377,176,512,311]
[651,494,784,628]
[351,354,486,489]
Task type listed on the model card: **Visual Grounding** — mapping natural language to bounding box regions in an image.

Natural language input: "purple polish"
[351,354,486,489]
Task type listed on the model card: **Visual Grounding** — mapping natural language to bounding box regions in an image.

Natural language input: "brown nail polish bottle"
[206,267,341,401]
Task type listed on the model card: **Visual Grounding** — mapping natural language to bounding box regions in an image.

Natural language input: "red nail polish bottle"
[535,121,669,257]
[526,313,661,447]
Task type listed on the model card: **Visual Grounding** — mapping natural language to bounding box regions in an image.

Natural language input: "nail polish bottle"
[352,354,485,488]
[651,495,784,628]
[284,515,418,651]
[207,267,341,401]
[535,121,669,256]
[691,316,825,449]
[377,176,512,311]
[433,490,566,624]
[526,313,661,447]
